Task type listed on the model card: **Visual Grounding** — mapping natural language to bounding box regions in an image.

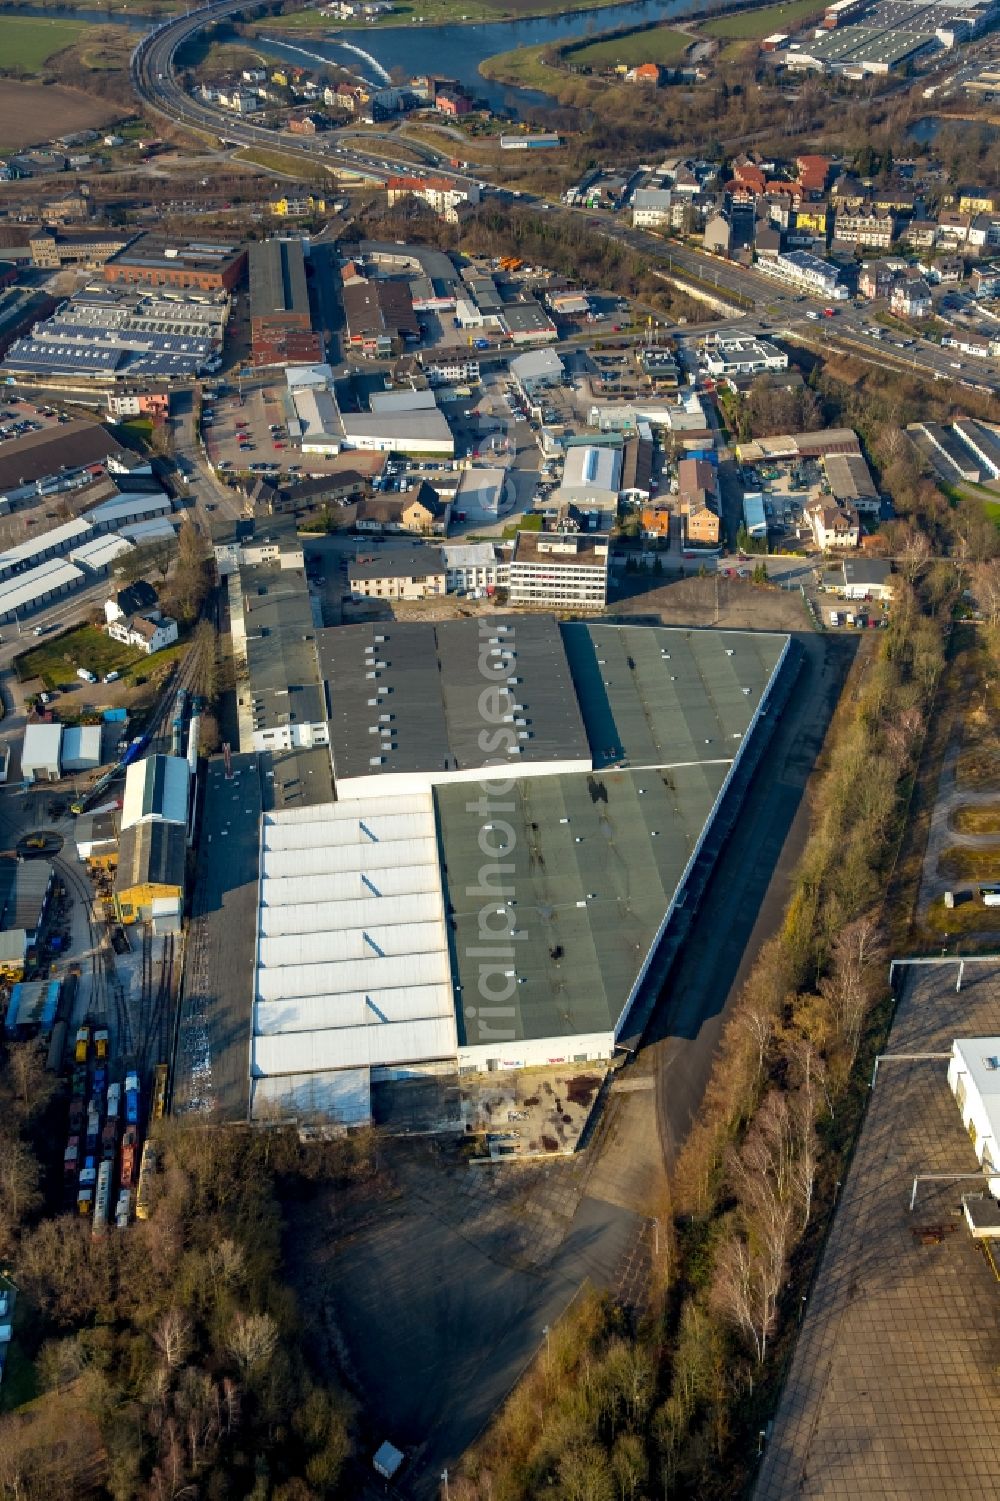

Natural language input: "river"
[8,0,703,113]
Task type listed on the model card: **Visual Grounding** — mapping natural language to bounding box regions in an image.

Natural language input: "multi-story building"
[833,210,898,248]
[806,501,859,549]
[441,541,506,594]
[890,276,932,319]
[386,175,481,223]
[508,531,608,609]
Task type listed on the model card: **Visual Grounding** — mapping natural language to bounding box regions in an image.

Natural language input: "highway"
[130,1,476,187]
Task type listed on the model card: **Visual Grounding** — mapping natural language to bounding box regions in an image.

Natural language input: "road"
[130,1,478,189]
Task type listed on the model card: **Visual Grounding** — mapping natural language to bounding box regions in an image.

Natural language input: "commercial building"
[104,237,246,293]
[20,723,62,782]
[28,228,135,270]
[0,420,130,509]
[114,820,186,924]
[317,615,592,800]
[820,451,877,515]
[441,541,505,594]
[704,334,789,377]
[342,278,419,357]
[453,467,506,523]
[61,725,102,773]
[250,795,455,1124]
[121,754,189,833]
[839,557,894,600]
[508,531,609,610]
[0,559,85,624]
[509,347,564,403]
[244,618,791,1120]
[248,238,323,369]
[340,409,455,457]
[500,299,558,344]
[228,565,328,754]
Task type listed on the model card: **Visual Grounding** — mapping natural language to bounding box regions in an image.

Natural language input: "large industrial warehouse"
[248,620,792,1126]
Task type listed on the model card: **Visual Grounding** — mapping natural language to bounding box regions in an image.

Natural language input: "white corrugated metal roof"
[257,949,450,1003]
[262,837,439,880]
[121,754,188,831]
[259,890,443,937]
[21,722,62,771]
[85,492,171,525]
[259,919,445,969]
[262,792,430,827]
[260,863,441,907]
[69,533,134,570]
[120,518,176,543]
[251,1065,371,1124]
[252,794,458,1103]
[0,517,90,571]
[252,1015,456,1074]
[255,982,454,1035]
[261,809,433,851]
[61,724,102,768]
[0,559,84,614]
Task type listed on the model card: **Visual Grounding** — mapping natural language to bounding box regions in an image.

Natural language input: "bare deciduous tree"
[153,1309,192,1372]
[226,1312,278,1373]
[820,915,886,1067]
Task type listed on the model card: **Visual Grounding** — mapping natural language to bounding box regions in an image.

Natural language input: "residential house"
[682,502,721,547]
[108,610,178,655]
[626,63,662,84]
[105,580,159,625]
[386,175,481,223]
[902,219,939,250]
[354,481,448,534]
[957,187,1000,215]
[796,154,830,194]
[858,258,907,298]
[807,501,860,549]
[890,275,931,319]
[794,202,829,238]
[347,546,446,601]
[640,504,671,539]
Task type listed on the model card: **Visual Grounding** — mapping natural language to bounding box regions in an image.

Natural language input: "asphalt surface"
[644,630,858,1166]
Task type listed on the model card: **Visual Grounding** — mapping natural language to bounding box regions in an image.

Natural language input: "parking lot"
[202,382,305,484]
[0,395,69,451]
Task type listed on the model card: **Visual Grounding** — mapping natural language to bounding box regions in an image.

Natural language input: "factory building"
[245,621,792,1123]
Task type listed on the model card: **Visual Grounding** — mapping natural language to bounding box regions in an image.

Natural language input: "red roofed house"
[732,159,767,196]
[796,154,831,195]
[626,62,662,84]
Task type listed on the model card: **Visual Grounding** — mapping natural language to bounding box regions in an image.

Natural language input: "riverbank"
[252,0,670,36]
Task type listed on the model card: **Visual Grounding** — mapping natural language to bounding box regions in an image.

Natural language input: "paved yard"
[755,961,1000,1501]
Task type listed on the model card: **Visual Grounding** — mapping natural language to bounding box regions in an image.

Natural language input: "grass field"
[939,844,1000,880]
[702,0,825,40]
[953,803,1000,835]
[16,625,144,691]
[0,77,121,149]
[479,42,570,92]
[0,15,87,70]
[567,25,691,68]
